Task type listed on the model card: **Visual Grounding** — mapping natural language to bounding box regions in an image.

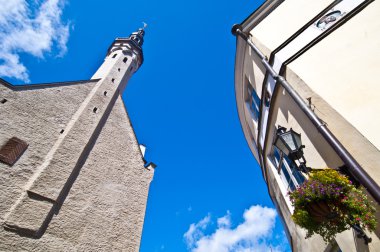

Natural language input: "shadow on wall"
[4,90,118,239]
[272,86,344,169]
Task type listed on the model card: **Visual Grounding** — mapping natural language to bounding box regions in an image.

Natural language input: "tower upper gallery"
[91,27,146,86]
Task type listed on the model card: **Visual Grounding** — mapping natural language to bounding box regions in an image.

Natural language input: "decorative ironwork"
[274,126,311,173]
[351,223,372,244]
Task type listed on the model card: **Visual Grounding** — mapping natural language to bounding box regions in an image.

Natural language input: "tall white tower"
[93,28,145,85]
[0,29,154,251]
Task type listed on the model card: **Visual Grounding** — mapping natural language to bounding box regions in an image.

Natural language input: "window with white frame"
[271,146,305,191]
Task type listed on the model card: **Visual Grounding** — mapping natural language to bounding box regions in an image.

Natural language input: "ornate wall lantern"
[274,126,310,173]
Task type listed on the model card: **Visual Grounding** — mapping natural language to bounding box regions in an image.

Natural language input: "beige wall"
[235,38,261,161]
[264,82,380,251]
[235,0,380,251]
[287,0,380,186]
[268,85,344,169]
[266,158,328,252]
[288,1,380,151]
[250,0,334,57]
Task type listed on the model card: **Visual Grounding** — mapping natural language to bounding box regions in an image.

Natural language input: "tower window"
[1,99,7,104]
[123,57,128,63]
[93,107,98,113]
[118,68,120,72]
[111,78,115,83]
[112,53,117,58]
[104,91,107,96]
[60,129,64,134]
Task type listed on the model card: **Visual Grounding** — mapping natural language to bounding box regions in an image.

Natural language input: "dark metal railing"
[232,24,380,204]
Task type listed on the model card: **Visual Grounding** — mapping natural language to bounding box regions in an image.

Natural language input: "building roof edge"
[0,78,101,91]
[239,0,284,31]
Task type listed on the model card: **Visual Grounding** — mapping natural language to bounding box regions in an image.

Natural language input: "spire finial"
[128,25,145,47]
[142,22,148,30]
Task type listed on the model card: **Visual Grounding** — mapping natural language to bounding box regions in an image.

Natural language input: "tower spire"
[129,25,146,48]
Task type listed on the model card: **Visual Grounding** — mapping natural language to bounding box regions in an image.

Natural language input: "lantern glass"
[275,128,303,158]
[291,129,302,150]
[282,131,297,152]
[274,135,290,156]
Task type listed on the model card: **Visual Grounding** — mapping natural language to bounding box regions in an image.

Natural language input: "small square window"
[0,137,28,166]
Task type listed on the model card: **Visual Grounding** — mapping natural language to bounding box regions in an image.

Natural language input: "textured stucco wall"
[0,38,153,251]
[0,82,96,221]
[0,92,153,251]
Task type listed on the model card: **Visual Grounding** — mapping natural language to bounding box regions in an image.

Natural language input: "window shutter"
[0,137,28,166]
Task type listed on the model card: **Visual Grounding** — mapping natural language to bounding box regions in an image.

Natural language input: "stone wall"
[0,82,153,251]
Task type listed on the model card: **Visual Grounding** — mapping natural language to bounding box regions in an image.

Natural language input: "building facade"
[232,0,380,251]
[0,29,155,251]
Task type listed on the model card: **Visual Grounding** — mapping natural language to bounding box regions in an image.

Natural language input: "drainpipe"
[232,24,380,204]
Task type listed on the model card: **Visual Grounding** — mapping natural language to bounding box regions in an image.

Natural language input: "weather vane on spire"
[142,22,148,30]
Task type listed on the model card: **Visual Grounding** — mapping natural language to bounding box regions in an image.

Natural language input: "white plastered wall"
[287,0,380,186]
[250,0,335,57]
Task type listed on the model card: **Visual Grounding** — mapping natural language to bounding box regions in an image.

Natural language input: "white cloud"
[0,0,70,82]
[217,210,231,228]
[184,205,288,252]
[184,214,211,248]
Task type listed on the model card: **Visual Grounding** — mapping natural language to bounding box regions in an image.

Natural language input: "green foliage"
[289,169,377,243]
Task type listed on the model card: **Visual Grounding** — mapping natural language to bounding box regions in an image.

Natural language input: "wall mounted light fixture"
[274,126,311,173]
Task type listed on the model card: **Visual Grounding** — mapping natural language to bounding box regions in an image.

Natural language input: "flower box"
[289,169,376,243]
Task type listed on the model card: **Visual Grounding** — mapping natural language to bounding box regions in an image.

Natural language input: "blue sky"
[0,0,290,251]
